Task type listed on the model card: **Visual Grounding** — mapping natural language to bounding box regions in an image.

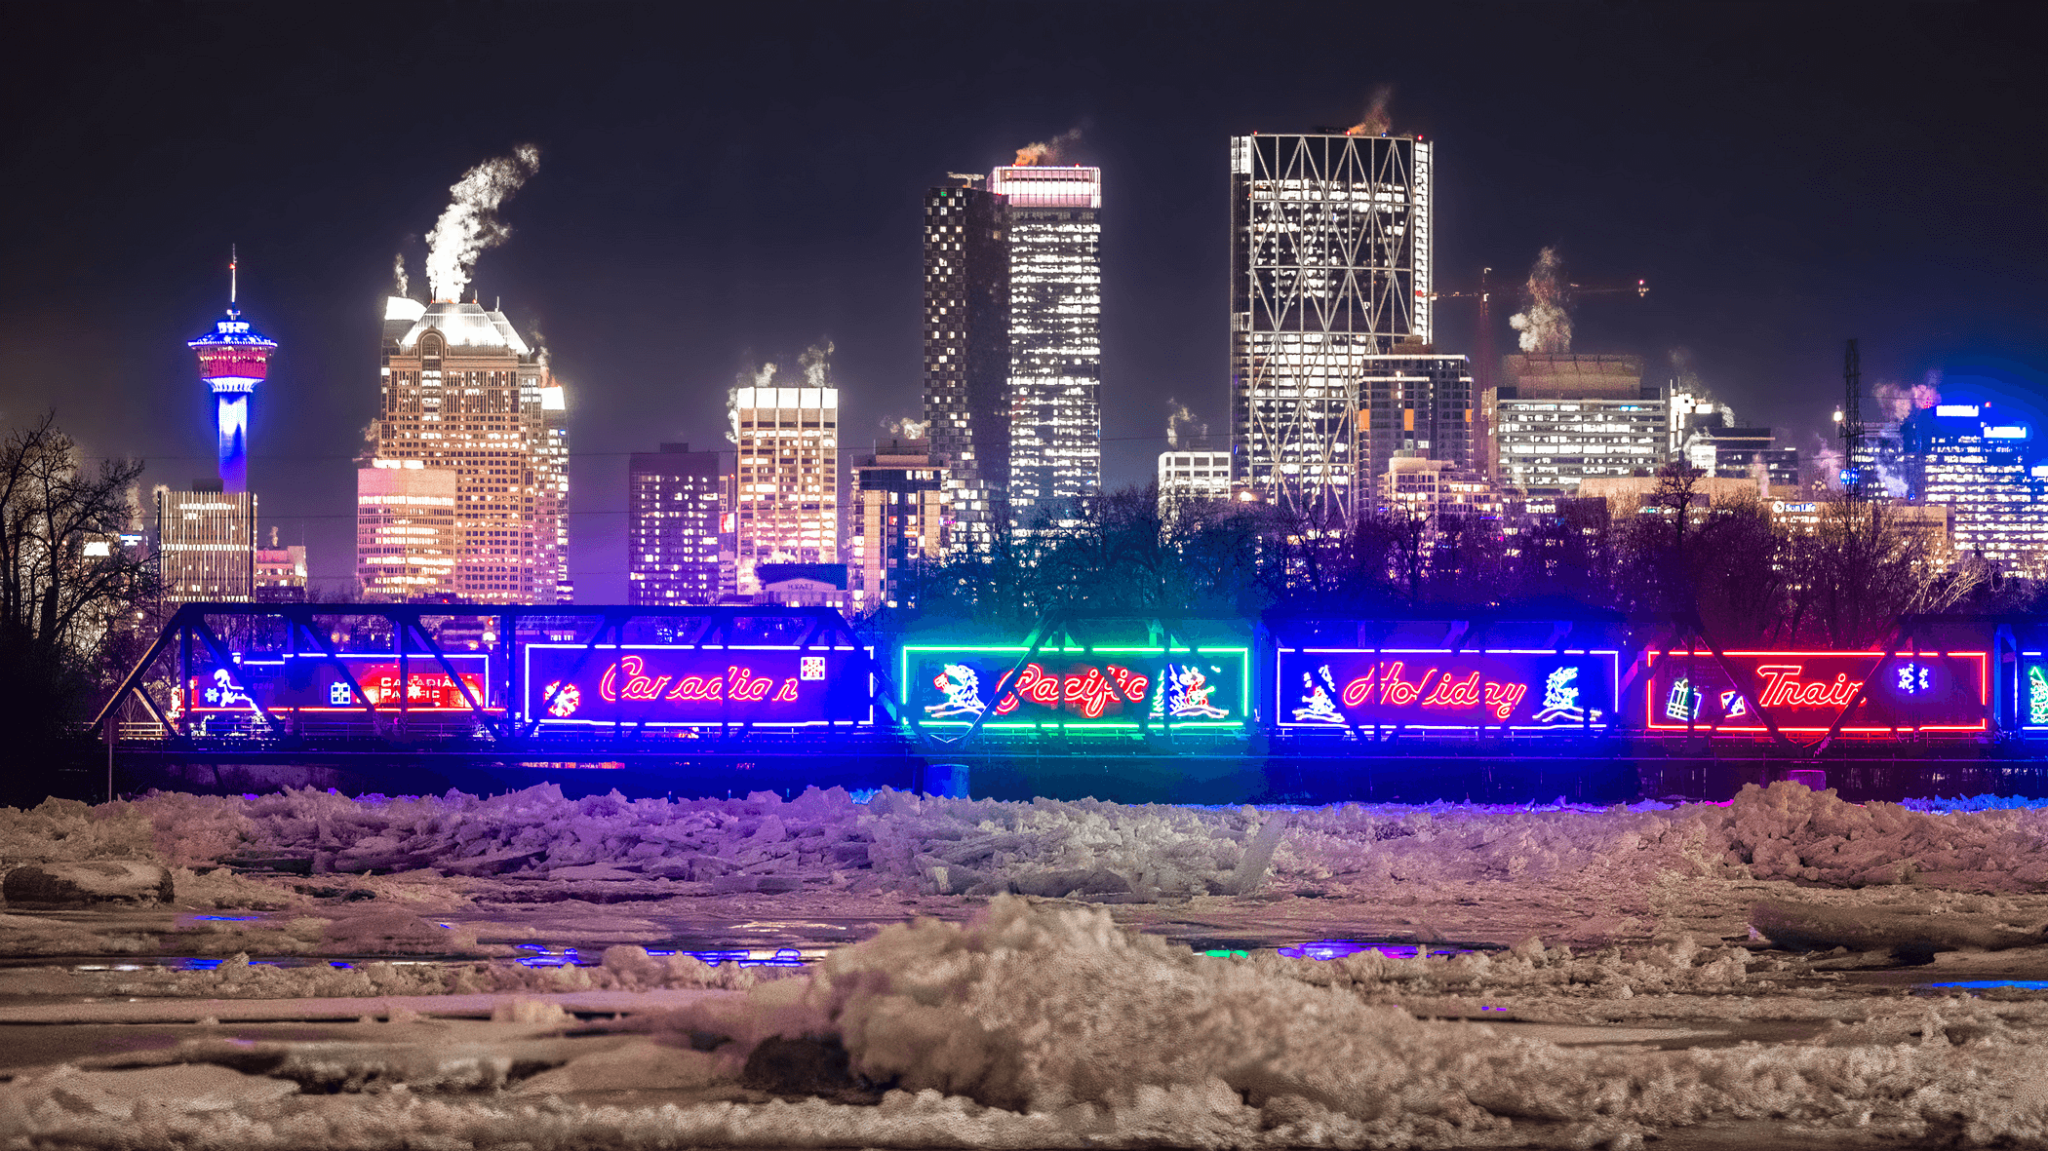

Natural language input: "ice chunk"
[1751,899,2044,956]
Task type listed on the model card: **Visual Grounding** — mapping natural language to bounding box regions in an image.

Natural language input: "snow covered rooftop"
[396,300,531,356]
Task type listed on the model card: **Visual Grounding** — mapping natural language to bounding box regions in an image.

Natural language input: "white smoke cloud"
[886,417,929,441]
[1508,246,1572,354]
[1166,400,1208,449]
[1810,434,1845,492]
[1014,128,1083,167]
[1872,381,1912,423]
[799,341,834,388]
[423,145,541,302]
[392,253,409,298]
[1913,369,1943,413]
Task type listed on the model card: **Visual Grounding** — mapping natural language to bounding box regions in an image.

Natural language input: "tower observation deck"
[187,250,276,493]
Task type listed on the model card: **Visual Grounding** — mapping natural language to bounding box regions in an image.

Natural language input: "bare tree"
[0,414,153,747]
[1784,496,1979,648]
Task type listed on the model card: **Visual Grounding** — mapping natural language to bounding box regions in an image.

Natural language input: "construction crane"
[1568,279,1651,298]
[1425,273,1647,395]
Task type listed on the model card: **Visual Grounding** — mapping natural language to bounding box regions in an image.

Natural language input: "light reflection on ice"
[512,943,817,968]
[1929,980,2048,991]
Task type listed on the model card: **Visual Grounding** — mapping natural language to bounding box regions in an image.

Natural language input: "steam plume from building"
[1013,127,1082,166]
[1345,85,1395,136]
[1810,434,1845,490]
[799,340,834,387]
[1508,246,1572,354]
[1873,381,1912,423]
[392,253,409,298]
[886,416,929,441]
[1166,400,1208,449]
[423,145,541,302]
[1914,369,1943,412]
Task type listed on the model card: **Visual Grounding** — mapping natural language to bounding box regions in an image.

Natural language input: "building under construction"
[1230,132,1433,523]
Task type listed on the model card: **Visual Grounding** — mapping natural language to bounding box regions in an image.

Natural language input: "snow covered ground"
[5,781,2048,1147]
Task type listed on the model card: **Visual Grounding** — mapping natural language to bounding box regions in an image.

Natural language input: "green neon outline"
[898,644,1252,727]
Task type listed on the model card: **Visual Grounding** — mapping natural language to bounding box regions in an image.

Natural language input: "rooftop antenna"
[229,244,238,307]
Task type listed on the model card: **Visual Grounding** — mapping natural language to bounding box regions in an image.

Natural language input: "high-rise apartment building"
[1908,404,2048,576]
[732,375,838,594]
[154,484,256,605]
[849,439,948,612]
[989,164,1102,531]
[626,443,724,606]
[356,461,457,600]
[1356,347,1473,481]
[1230,132,1433,523]
[371,297,567,604]
[1486,354,1665,496]
[922,184,1012,549]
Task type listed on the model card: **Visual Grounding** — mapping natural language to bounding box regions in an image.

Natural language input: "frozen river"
[7,781,2048,1148]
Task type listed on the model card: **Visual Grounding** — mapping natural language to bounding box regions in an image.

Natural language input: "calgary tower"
[186,247,276,493]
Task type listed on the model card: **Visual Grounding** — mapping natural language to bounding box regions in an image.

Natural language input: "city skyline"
[4,3,2044,599]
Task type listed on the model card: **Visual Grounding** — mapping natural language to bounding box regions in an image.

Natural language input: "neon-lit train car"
[1265,616,1624,737]
[898,642,1252,733]
[2001,619,2048,737]
[1638,648,1990,738]
[522,642,874,729]
[177,652,493,718]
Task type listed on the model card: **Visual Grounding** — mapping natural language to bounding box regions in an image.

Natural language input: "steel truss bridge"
[91,603,916,768]
[79,603,2048,805]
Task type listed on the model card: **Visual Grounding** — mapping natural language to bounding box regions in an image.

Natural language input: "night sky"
[3,2,2042,600]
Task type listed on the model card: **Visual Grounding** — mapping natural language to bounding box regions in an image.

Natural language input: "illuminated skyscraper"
[732,369,838,594]
[922,183,1011,548]
[1355,347,1473,482]
[1909,403,2048,577]
[626,443,723,606]
[187,249,275,494]
[989,164,1101,531]
[850,439,948,612]
[1230,133,1432,522]
[154,484,256,605]
[539,382,571,602]
[372,297,568,604]
[356,461,457,600]
[1486,354,1664,496]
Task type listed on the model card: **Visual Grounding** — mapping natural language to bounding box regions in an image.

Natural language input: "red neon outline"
[1642,650,1989,734]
